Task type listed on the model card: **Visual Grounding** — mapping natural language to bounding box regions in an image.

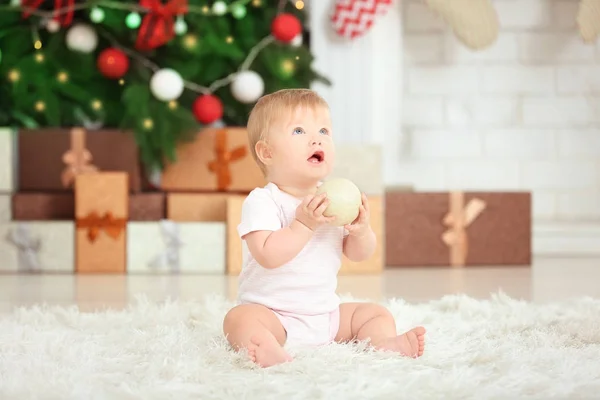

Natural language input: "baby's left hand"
[345,193,371,237]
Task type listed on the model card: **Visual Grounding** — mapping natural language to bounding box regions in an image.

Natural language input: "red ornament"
[97,48,129,79]
[192,95,223,124]
[135,0,189,51]
[271,13,302,43]
[21,0,76,27]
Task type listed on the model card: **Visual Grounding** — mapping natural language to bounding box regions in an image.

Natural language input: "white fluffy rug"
[1,293,600,399]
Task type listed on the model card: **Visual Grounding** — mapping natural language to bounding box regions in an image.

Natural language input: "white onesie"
[237,182,345,347]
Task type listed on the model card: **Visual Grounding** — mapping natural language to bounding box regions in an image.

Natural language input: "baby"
[223,89,426,368]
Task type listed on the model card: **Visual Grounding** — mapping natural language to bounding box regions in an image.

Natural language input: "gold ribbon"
[441,192,486,267]
[207,129,247,191]
[61,127,99,187]
[76,211,126,243]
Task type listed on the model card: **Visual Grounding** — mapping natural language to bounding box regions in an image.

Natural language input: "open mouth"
[308,150,325,164]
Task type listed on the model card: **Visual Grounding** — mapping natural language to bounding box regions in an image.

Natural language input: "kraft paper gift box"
[129,193,165,221]
[226,195,384,276]
[160,127,266,193]
[127,220,225,274]
[18,127,142,193]
[12,193,75,220]
[327,145,383,195]
[167,193,230,221]
[0,127,15,193]
[75,172,128,274]
[385,191,532,267]
[0,222,74,273]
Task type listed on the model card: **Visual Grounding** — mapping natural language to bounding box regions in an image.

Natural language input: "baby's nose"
[311,139,322,145]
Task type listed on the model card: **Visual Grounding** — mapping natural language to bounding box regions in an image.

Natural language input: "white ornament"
[65,23,98,53]
[212,1,228,15]
[291,34,303,47]
[46,19,60,33]
[315,178,362,226]
[150,68,184,101]
[231,70,264,104]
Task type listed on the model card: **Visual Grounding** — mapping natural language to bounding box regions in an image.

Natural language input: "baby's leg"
[335,302,426,358]
[223,303,292,367]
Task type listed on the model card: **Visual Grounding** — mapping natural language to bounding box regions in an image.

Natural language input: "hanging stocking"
[577,0,600,43]
[331,0,393,40]
[425,0,499,50]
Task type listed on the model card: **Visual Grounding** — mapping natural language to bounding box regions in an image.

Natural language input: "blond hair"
[247,88,329,174]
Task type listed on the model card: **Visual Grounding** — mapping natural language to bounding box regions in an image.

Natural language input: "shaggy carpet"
[1,293,599,400]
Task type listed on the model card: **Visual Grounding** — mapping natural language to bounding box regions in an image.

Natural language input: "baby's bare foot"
[247,336,293,368]
[373,326,426,358]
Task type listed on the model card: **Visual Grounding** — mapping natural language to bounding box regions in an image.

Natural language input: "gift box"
[12,193,74,220]
[0,222,74,272]
[385,191,532,266]
[127,220,226,274]
[18,127,141,193]
[75,172,128,274]
[160,127,266,193]
[0,195,10,222]
[129,193,165,221]
[339,196,384,274]
[0,127,15,193]
[226,195,245,275]
[328,145,383,195]
[167,193,229,221]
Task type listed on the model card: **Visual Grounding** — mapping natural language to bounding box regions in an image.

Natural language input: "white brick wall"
[401,0,600,221]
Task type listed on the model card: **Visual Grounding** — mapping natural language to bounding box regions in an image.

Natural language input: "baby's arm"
[244,221,313,269]
[343,229,376,262]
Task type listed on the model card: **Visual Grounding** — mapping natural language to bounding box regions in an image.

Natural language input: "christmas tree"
[0,0,329,170]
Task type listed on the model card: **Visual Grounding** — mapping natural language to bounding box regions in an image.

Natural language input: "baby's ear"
[255,140,273,165]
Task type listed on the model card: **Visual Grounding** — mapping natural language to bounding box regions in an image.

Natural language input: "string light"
[231,4,247,19]
[225,36,234,44]
[56,71,68,83]
[118,79,125,85]
[168,100,178,110]
[202,5,210,14]
[8,69,20,82]
[91,100,102,110]
[295,1,304,10]
[182,34,198,50]
[35,101,46,112]
[142,118,154,130]
[33,40,42,50]
[35,52,44,63]
[212,1,227,16]
[90,7,105,23]
[252,0,262,6]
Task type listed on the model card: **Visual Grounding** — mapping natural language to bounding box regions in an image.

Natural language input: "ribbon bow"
[207,129,247,191]
[76,211,126,243]
[441,192,486,267]
[21,0,76,27]
[6,224,42,272]
[135,0,189,51]
[148,220,185,271]
[61,127,99,188]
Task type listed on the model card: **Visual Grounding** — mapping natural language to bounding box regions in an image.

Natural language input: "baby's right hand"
[295,193,336,231]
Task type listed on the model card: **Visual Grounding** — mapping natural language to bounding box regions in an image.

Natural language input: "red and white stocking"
[331,0,393,40]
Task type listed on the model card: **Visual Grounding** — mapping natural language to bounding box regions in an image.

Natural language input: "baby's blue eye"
[319,128,329,135]
[293,127,304,135]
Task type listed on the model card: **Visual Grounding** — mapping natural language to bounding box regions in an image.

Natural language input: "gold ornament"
[143,118,154,130]
[252,0,262,6]
[91,100,102,110]
[8,69,20,82]
[295,0,305,10]
[57,71,68,83]
[281,59,295,74]
[35,101,46,112]
[183,34,198,49]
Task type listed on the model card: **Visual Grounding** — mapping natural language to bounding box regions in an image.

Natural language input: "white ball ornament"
[212,1,228,15]
[231,70,264,104]
[46,19,60,33]
[65,23,98,53]
[290,34,303,47]
[315,178,362,226]
[150,68,184,101]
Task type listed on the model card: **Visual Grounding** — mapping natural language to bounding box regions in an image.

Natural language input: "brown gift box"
[385,191,531,267]
[75,172,128,274]
[160,127,266,193]
[18,128,141,193]
[12,193,74,220]
[226,195,384,276]
[167,193,230,222]
[129,193,165,221]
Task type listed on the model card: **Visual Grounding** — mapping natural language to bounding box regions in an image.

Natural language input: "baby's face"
[265,105,335,184]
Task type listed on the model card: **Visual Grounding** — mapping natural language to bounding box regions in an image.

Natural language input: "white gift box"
[328,145,383,195]
[0,194,10,222]
[127,220,226,274]
[0,222,74,273]
[0,128,15,193]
